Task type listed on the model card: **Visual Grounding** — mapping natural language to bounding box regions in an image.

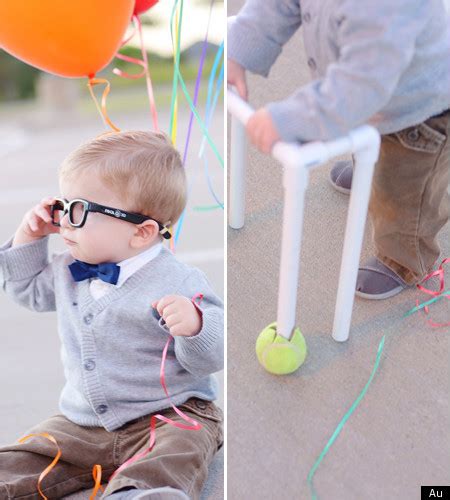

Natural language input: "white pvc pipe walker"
[227,89,381,342]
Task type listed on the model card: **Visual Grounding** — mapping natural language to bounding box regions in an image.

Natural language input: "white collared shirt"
[89,243,163,300]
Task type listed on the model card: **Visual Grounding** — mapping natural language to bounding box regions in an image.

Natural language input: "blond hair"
[59,130,186,226]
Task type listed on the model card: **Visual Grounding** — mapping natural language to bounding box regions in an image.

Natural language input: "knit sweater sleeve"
[266,0,430,142]
[228,0,302,77]
[173,268,224,378]
[0,236,56,312]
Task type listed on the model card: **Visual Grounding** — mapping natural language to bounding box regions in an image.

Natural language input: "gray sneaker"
[355,257,409,300]
[329,159,353,194]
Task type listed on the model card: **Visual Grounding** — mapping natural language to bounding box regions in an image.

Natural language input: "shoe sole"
[328,175,351,195]
[355,285,404,300]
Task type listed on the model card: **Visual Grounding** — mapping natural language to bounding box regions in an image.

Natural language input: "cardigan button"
[96,404,108,414]
[83,313,93,325]
[307,57,317,70]
[84,359,96,371]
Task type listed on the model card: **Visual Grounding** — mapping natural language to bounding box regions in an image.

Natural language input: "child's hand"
[13,197,60,247]
[227,59,248,101]
[246,108,281,154]
[152,295,202,337]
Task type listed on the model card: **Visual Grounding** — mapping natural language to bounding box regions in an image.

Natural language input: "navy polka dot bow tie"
[68,260,120,285]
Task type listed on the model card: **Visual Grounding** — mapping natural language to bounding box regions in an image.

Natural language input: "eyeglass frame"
[51,197,171,240]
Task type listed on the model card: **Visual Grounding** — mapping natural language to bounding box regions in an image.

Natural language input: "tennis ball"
[255,322,307,375]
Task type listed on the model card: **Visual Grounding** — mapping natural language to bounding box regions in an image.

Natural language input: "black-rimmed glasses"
[51,198,171,239]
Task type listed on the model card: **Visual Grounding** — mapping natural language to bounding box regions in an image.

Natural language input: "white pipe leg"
[332,148,377,342]
[229,114,247,229]
[277,165,309,339]
[226,87,382,342]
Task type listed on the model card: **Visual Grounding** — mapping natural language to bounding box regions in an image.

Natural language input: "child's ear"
[130,220,160,248]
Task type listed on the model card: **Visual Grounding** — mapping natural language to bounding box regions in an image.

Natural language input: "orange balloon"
[0,0,134,78]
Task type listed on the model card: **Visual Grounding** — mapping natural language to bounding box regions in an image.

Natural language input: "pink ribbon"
[109,294,204,481]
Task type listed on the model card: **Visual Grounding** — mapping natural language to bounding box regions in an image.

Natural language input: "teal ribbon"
[169,0,224,168]
[307,335,386,499]
[403,290,450,318]
[308,287,449,498]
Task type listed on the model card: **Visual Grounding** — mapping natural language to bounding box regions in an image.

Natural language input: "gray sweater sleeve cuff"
[228,21,281,77]
[266,99,309,143]
[175,308,223,357]
[0,236,50,281]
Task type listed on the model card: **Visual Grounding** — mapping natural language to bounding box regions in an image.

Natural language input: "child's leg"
[102,398,223,500]
[368,110,450,285]
[0,414,117,498]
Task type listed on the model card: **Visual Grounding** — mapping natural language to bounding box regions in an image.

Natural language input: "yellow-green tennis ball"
[256,322,307,375]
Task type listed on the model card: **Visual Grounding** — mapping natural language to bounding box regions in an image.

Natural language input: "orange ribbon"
[18,433,61,499]
[89,464,104,499]
[87,77,121,132]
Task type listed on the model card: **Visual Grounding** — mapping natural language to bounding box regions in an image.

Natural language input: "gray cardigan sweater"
[228,0,450,142]
[0,237,223,431]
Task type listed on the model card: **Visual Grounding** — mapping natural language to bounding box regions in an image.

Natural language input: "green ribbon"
[403,290,450,318]
[193,204,223,211]
[169,0,224,168]
[307,335,386,499]
[308,287,450,498]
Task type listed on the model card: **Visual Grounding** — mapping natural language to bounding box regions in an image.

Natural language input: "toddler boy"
[228,0,450,299]
[0,131,223,499]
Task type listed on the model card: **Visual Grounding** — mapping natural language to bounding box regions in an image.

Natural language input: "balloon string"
[198,61,224,209]
[199,43,224,158]
[308,257,449,498]
[191,59,224,212]
[113,19,146,80]
[136,15,159,130]
[169,1,183,145]
[173,0,217,247]
[193,204,223,212]
[174,168,199,245]
[18,433,62,499]
[168,1,183,252]
[113,16,159,130]
[87,78,121,132]
[182,0,215,166]
[108,294,204,482]
[169,0,223,168]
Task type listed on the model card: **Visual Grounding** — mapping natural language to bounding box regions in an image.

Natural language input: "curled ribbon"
[19,293,205,496]
[414,257,450,327]
[17,433,62,499]
[89,464,104,499]
[108,293,204,482]
[113,15,159,131]
[87,77,121,133]
[309,258,449,498]
[18,433,104,499]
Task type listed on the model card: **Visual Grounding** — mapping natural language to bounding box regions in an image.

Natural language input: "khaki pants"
[0,398,223,500]
[369,109,450,285]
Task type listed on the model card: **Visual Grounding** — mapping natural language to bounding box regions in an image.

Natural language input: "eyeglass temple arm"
[88,202,172,239]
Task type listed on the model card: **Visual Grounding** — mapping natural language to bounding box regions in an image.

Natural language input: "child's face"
[59,171,149,264]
